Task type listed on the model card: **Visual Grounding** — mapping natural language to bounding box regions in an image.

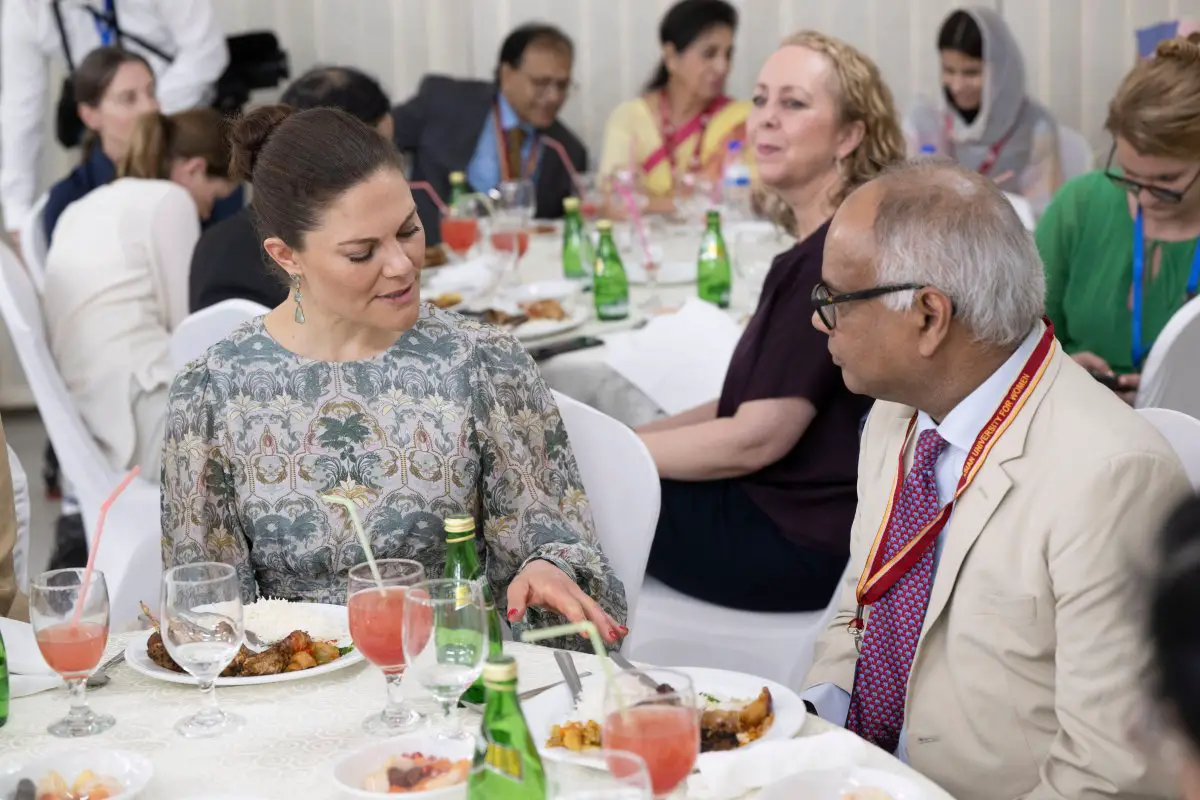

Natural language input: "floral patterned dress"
[160,307,627,650]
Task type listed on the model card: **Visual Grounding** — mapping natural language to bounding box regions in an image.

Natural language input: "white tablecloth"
[2,638,953,799]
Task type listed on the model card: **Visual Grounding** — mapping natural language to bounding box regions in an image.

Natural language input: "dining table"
[1,635,956,799]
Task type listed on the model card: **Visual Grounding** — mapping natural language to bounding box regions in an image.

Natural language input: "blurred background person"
[189,65,393,312]
[636,30,904,611]
[905,7,1061,214]
[392,23,585,246]
[597,0,747,213]
[1038,34,1200,404]
[1,0,228,250]
[42,109,235,476]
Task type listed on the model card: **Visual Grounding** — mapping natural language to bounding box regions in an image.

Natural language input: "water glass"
[603,669,700,798]
[488,179,535,290]
[161,562,245,738]
[545,750,653,799]
[348,559,427,736]
[29,568,113,737]
[402,578,487,740]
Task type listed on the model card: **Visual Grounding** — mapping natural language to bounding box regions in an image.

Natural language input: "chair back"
[170,298,269,370]
[552,391,660,620]
[1058,126,1095,180]
[18,193,50,293]
[7,444,29,595]
[1003,192,1036,231]
[1137,296,1200,418]
[1137,407,1200,489]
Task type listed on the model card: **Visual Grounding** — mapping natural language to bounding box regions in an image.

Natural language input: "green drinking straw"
[520,620,629,717]
[320,495,384,590]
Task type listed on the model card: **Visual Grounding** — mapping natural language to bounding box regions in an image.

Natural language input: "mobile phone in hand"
[529,336,605,361]
[1089,369,1123,391]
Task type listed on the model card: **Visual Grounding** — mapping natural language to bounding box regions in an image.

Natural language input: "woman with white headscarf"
[905,7,1062,214]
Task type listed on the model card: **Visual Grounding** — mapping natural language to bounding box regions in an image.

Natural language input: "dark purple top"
[716,221,871,556]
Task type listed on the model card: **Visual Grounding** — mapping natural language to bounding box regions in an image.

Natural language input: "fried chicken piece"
[239,630,314,677]
[146,631,184,673]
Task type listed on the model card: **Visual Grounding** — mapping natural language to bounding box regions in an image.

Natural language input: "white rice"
[242,598,348,644]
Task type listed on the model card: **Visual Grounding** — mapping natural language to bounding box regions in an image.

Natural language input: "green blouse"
[1036,171,1200,374]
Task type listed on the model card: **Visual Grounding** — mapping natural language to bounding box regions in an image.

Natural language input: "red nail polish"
[507,609,518,622]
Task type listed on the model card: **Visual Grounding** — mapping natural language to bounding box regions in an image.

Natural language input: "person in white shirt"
[0,0,227,246]
[42,108,237,477]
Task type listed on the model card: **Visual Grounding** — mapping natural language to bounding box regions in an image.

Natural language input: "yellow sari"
[598,95,751,197]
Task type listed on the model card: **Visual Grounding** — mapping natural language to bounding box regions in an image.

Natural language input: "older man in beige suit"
[803,159,1190,799]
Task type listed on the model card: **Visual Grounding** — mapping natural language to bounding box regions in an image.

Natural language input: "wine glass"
[348,558,427,736]
[602,669,700,799]
[545,750,653,800]
[29,568,114,737]
[441,194,486,261]
[161,562,245,738]
[402,578,487,740]
[488,179,535,291]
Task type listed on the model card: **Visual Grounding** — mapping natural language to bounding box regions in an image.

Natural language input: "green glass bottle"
[592,220,630,321]
[561,197,592,281]
[0,627,8,728]
[469,656,546,800]
[443,514,504,706]
[448,171,469,214]
[697,209,732,309]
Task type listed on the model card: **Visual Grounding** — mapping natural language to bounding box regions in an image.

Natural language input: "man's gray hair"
[871,158,1045,347]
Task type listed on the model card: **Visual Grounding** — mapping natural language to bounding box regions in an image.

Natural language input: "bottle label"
[454,583,471,610]
[484,742,524,782]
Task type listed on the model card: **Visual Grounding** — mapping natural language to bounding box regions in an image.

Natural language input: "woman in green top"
[1036,35,1200,401]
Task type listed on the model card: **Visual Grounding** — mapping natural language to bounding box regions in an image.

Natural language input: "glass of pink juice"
[30,567,114,737]
[348,558,425,736]
[440,217,480,258]
[602,669,700,798]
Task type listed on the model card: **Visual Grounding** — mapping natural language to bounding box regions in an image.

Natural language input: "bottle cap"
[443,514,476,535]
[449,171,465,183]
[596,219,613,232]
[482,655,517,682]
[706,209,721,222]
[563,196,580,212]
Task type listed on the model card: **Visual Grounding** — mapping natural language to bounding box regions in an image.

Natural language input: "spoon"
[86,651,126,688]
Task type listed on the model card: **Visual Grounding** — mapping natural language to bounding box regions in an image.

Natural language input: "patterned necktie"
[846,428,948,754]
[506,127,528,180]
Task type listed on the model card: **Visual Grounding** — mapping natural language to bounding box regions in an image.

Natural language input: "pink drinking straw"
[615,182,653,262]
[71,465,141,627]
[409,181,449,215]
[540,136,586,197]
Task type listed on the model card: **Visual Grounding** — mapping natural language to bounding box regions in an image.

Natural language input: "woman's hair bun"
[1155,32,1200,65]
[230,104,296,182]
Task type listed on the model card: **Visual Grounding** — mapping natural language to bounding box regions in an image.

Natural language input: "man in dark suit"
[188,66,393,312]
[393,23,587,245]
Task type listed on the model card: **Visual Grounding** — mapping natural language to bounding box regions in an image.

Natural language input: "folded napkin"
[604,298,742,415]
[422,256,496,298]
[1,617,63,697]
[687,730,864,800]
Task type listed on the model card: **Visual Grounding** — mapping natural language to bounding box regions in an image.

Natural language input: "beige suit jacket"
[805,347,1190,800]
[0,416,29,620]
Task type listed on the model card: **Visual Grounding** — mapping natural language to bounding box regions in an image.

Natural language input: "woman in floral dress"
[160,105,628,649]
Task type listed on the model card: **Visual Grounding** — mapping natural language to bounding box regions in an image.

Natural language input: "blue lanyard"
[94,0,116,46]
[1132,207,1200,367]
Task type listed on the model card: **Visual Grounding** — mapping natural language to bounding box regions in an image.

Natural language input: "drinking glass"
[545,750,653,800]
[441,194,487,261]
[348,558,427,736]
[575,172,602,221]
[402,578,487,740]
[488,179,535,291]
[161,562,245,738]
[602,669,700,799]
[30,568,113,737]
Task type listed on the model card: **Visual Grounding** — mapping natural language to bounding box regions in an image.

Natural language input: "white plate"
[759,766,925,800]
[514,311,588,341]
[522,666,806,754]
[125,602,363,686]
[0,749,153,799]
[502,279,582,304]
[624,259,696,286]
[331,734,471,799]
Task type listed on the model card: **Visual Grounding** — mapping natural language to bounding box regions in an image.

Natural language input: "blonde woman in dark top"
[637,30,906,611]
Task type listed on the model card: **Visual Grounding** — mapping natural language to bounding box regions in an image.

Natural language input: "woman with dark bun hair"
[160,105,628,653]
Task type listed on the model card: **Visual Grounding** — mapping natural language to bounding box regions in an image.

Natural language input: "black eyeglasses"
[1104,142,1200,205]
[811,281,926,329]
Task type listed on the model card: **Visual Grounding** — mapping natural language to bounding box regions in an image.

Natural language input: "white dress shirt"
[0,0,228,228]
[805,323,1044,761]
[42,178,196,471]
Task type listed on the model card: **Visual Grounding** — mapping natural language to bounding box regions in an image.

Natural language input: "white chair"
[1058,126,1095,180]
[1137,295,1200,419]
[0,241,160,629]
[1138,408,1200,489]
[7,444,29,596]
[18,192,50,293]
[1003,192,1036,231]
[551,391,659,623]
[170,298,269,370]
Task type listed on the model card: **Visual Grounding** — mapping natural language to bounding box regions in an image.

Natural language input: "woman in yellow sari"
[598,0,748,208]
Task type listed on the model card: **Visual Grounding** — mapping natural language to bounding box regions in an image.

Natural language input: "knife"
[554,650,585,705]
[459,671,592,713]
[610,650,667,693]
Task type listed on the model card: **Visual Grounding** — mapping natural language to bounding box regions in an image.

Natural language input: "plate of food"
[0,749,153,800]
[623,259,697,286]
[758,767,924,800]
[331,734,472,798]
[126,599,363,686]
[524,666,805,757]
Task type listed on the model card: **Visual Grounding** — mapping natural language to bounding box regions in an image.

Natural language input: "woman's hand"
[506,559,627,645]
[1072,351,1112,375]
[1117,373,1140,406]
